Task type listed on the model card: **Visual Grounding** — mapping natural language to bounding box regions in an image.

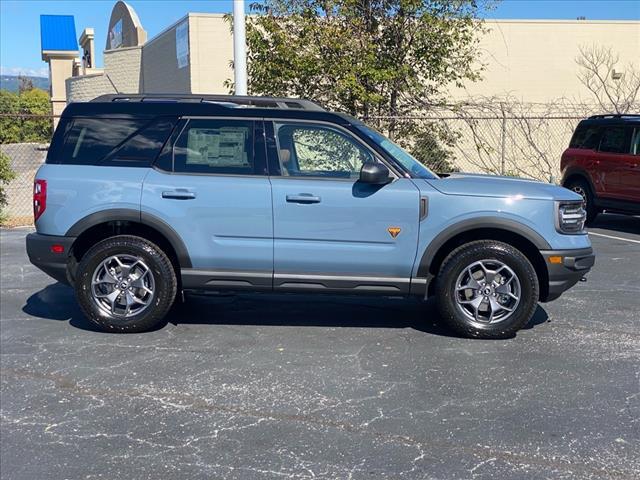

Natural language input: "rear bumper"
[26,233,76,285]
[540,247,595,302]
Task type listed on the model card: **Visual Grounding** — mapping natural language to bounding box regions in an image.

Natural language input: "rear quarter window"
[51,117,176,166]
[569,124,602,149]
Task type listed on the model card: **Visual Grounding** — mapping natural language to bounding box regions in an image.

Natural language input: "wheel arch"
[418,218,551,301]
[561,167,596,195]
[66,209,192,281]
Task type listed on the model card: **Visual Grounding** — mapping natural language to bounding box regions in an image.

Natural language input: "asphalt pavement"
[1,215,639,479]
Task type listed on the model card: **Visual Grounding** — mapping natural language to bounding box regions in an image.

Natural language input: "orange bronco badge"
[387,227,401,238]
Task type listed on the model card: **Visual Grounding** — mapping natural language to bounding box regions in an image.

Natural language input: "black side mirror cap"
[359,163,391,184]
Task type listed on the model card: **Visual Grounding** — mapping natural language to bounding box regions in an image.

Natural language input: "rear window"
[569,125,602,149]
[52,117,176,166]
[598,126,632,154]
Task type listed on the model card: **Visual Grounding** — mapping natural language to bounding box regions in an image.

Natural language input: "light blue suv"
[26,94,595,338]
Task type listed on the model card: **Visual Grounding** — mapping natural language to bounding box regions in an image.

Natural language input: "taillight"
[33,179,47,222]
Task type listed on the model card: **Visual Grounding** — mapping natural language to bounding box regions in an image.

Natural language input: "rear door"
[266,120,421,295]
[597,125,634,201]
[141,117,273,290]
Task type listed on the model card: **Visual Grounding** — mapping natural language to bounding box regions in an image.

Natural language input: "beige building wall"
[455,19,640,105]
[188,14,233,94]
[44,52,77,120]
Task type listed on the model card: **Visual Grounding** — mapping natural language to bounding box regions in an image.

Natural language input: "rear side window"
[173,119,255,175]
[569,125,601,149]
[599,126,631,154]
[55,117,176,166]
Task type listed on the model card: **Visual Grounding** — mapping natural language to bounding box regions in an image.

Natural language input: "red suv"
[561,114,640,224]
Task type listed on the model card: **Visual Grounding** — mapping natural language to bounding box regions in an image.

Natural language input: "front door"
[268,121,421,294]
[141,118,273,290]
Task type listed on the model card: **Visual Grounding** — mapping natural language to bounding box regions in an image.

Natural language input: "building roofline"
[484,18,640,25]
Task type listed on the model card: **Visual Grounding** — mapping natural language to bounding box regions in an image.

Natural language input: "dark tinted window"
[107,118,177,166]
[173,119,255,175]
[599,126,631,154]
[569,125,601,149]
[632,128,640,156]
[61,118,147,165]
[57,117,176,166]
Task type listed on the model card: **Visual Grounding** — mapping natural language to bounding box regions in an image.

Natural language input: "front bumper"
[540,247,595,302]
[26,233,76,285]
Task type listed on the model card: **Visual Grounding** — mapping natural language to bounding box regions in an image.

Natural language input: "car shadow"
[590,213,640,235]
[22,282,549,339]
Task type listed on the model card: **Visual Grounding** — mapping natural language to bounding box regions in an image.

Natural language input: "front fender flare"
[416,216,551,277]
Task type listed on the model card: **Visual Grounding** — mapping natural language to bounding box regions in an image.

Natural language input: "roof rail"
[90,94,326,111]
[588,113,640,119]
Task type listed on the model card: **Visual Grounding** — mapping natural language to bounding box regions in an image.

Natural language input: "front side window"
[631,128,640,156]
[599,126,630,154]
[276,123,373,178]
[356,124,438,179]
[173,119,254,174]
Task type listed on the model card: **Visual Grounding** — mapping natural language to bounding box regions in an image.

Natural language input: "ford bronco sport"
[27,94,594,338]
[561,114,640,223]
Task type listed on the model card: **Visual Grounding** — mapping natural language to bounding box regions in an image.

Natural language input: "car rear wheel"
[435,240,539,339]
[75,235,177,333]
[565,178,598,224]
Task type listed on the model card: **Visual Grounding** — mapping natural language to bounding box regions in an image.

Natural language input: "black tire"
[435,240,539,339]
[75,235,177,333]
[564,178,598,225]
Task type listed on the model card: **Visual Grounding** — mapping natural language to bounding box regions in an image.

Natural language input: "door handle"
[162,190,196,200]
[286,194,321,204]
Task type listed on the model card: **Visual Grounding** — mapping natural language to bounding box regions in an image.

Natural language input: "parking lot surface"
[1,216,639,480]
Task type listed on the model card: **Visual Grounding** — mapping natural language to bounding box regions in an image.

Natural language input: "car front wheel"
[75,235,177,333]
[435,240,539,339]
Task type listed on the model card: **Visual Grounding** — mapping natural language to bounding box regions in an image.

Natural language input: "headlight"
[555,201,586,234]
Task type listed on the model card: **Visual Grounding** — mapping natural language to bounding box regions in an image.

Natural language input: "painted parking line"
[588,231,640,244]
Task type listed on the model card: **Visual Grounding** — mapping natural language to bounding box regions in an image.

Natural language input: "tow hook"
[580,276,588,282]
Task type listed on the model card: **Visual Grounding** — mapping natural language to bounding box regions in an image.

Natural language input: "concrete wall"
[66,72,116,102]
[104,46,142,93]
[141,18,191,93]
[455,19,640,104]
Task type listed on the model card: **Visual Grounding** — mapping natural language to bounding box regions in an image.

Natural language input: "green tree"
[0,90,21,144]
[0,88,52,144]
[236,0,487,171]
[18,88,52,143]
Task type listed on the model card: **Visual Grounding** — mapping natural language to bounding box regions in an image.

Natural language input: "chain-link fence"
[0,114,57,227]
[0,112,583,227]
[365,115,583,182]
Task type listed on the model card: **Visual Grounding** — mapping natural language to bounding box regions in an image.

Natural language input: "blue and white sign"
[176,21,189,69]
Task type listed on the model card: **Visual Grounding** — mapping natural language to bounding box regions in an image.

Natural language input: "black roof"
[62,94,357,125]
[579,113,640,126]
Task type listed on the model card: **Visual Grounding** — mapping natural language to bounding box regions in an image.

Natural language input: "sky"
[1,0,639,78]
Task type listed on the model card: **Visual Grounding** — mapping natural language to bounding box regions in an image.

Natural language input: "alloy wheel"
[91,254,155,318]
[454,259,521,324]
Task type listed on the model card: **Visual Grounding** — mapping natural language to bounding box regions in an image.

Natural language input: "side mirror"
[359,163,391,185]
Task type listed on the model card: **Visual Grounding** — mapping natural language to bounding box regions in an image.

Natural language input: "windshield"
[356,125,439,179]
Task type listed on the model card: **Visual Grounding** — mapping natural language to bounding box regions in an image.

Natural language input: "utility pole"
[233,0,247,96]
